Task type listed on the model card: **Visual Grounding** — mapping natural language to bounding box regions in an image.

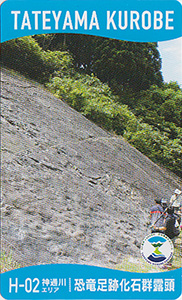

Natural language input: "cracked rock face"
[1,68,181,268]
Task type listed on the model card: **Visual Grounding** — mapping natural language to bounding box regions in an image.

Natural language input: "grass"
[115,255,165,273]
[0,250,22,273]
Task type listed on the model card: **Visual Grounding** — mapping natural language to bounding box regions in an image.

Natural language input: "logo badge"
[141,233,174,265]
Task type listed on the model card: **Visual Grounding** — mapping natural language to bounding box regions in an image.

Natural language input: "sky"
[158,0,182,87]
[0,0,181,86]
[158,37,182,86]
[158,0,182,86]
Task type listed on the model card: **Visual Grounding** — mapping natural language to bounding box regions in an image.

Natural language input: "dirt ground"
[1,68,181,268]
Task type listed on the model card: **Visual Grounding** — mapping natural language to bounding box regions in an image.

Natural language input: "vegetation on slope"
[34,34,163,93]
[1,35,182,176]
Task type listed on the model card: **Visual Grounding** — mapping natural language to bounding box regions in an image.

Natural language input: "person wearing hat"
[150,199,165,233]
[170,189,182,213]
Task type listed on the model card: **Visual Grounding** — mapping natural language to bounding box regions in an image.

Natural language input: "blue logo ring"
[141,233,174,265]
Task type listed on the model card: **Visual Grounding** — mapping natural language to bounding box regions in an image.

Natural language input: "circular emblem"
[141,233,174,265]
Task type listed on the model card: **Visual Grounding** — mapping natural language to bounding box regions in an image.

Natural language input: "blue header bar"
[1,0,182,42]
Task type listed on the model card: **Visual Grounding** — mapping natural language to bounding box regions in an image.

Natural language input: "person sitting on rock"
[150,199,165,233]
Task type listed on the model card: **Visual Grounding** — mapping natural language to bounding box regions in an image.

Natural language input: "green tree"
[1,36,74,83]
[34,34,163,93]
[1,37,50,82]
[134,84,182,130]
[91,39,162,93]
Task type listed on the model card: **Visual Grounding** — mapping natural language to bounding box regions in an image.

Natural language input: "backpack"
[165,214,180,239]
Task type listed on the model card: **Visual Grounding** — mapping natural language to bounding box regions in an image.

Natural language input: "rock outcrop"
[1,68,181,268]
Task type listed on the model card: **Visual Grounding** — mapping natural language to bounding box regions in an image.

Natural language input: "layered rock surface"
[1,68,181,268]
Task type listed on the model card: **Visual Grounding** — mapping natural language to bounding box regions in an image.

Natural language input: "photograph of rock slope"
[1,34,182,272]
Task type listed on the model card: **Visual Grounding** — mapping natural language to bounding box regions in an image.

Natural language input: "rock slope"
[1,68,181,268]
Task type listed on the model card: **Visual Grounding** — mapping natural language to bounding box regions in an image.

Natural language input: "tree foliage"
[1,36,73,83]
[132,83,182,139]
[1,35,181,176]
[47,73,182,176]
[34,34,163,93]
